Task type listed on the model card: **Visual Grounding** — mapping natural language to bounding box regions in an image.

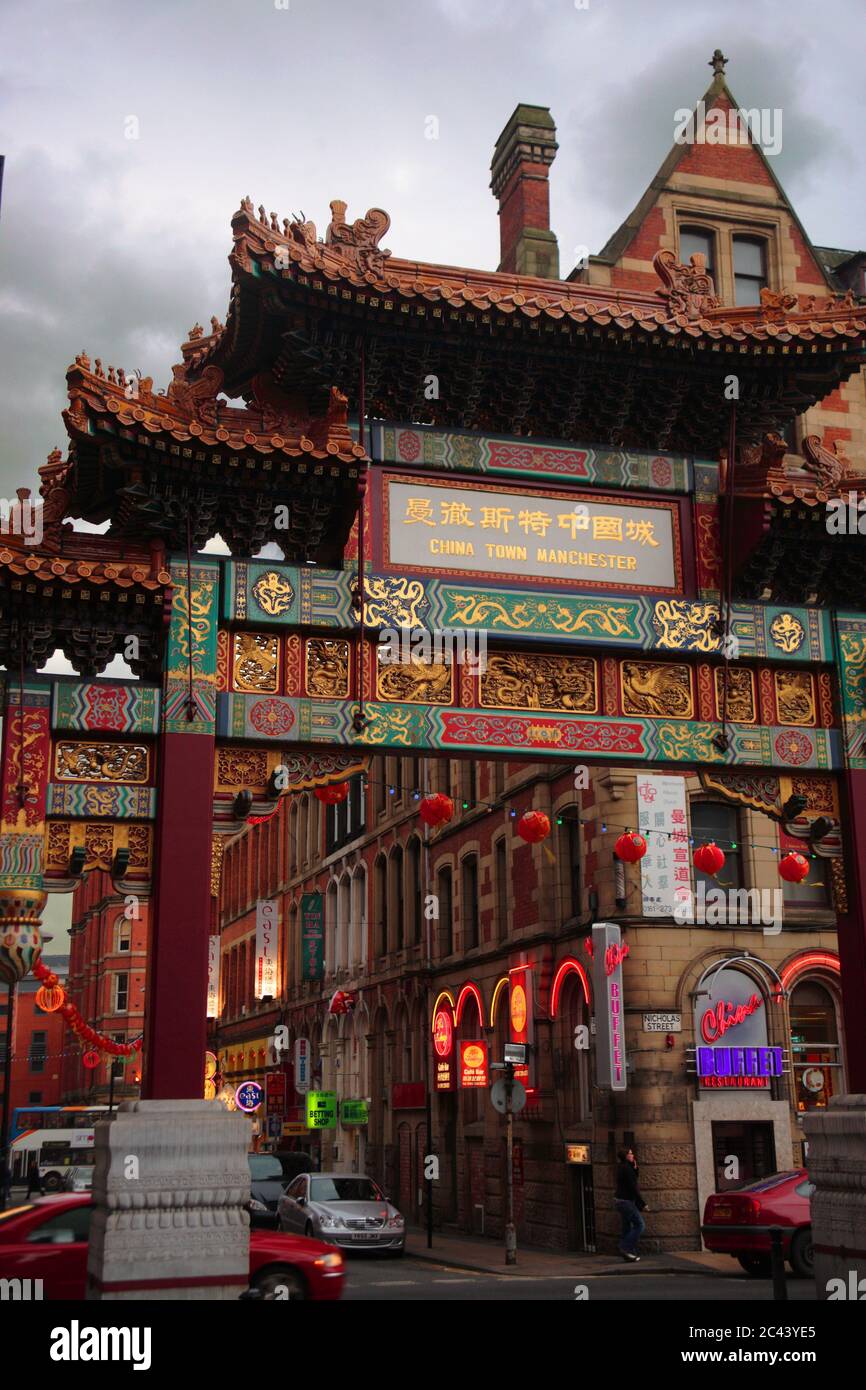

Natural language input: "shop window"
[679,225,716,282]
[790,980,842,1112]
[733,236,768,305]
[558,813,582,923]
[691,801,742,890]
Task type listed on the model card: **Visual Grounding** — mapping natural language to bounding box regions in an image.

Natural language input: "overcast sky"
[1,0,864,947]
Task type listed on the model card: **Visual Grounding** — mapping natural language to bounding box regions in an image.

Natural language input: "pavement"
[405,1227,738,1279]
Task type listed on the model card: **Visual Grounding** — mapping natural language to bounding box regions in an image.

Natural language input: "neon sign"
[605,942,629,976]
[697,1046,782,1086]
[433,1009,453,1058]
[701,993,762,1043]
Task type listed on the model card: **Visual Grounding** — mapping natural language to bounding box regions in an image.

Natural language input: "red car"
[0,1195,344,1300]
[702,1169,814,1277]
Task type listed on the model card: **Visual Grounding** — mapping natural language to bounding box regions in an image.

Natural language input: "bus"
[9,1106,109,1183]
[37,1144,97,1192]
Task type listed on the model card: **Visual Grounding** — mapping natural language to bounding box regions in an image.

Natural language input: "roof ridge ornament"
[709,48,728,77]
[326,199,391,275]
[653,248,721,320]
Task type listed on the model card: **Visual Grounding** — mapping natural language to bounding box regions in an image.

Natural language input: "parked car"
[702,1169,814,1277]
[278,1172,405,1254]
[248,1152,290,1229]
[0,1194,344,1300]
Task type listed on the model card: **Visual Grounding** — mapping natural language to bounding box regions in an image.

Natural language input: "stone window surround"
[674,203,783,308]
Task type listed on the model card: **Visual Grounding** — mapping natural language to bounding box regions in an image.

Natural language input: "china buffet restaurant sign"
[383,476,681,591]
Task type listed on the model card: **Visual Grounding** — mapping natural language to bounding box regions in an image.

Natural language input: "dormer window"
[733,236,768,305]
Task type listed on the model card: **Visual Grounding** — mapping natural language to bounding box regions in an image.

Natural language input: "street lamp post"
[0,981,17,1211]
[504,1060,516,1266]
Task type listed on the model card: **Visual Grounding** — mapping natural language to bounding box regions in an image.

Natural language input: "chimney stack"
[490,104,559,279]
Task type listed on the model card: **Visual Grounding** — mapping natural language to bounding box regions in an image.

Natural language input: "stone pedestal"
[803,1093,866,1299]
[87,1099,251,1300]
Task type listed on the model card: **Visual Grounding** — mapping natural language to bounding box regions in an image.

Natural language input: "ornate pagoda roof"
[181,197,866,453]
[56,350,365,560]
[731,433,866,606]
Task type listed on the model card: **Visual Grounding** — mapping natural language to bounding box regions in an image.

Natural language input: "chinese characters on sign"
[207,935,220,1018]
[459,1040,489,1088]
[255,898,279,999]
[386,477,679,591]
[293,1037,310,1095]
[433,1007,455,1091]
[301,892,324,982]
[637,774,689,917]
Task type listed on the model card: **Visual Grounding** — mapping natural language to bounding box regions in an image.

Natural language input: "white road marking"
[366,1279,417,1286]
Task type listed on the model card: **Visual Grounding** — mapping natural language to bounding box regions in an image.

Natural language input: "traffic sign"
[504,1043,526,1065]
[490,1078,526,1114]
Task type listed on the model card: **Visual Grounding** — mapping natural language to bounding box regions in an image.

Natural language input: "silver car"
[278,1172,405,1253]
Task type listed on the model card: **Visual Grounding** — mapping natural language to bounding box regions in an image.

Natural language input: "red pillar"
[836,768,866,1092]
[142,556,220,1100]
[142,729,215,1099]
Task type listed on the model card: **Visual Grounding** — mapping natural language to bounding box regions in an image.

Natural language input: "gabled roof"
[581,55,835,294]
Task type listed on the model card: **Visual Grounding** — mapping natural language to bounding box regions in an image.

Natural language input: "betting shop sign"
[384,475,680,592]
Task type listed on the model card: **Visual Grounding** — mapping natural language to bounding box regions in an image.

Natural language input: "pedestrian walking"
[25,1157,44,1199]
[614,1146,648,1262]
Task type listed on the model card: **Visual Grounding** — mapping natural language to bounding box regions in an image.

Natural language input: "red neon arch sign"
[549,957,591,1017]
[455,982,484,1027]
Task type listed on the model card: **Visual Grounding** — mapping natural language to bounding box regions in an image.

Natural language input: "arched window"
[350,868,367,970]
[289,801,299,875]
[407,838,422,946]
[437,866,453,958]
[733,236,768,306]
[286,903,298,992]
[494,838,509,942]
[374,856,388,959]
[790,980,842,1111]
[338,876,351,972]
[557,811,582,924]
[325,881,338,975]
[390,846,404,950]
[461,856,479,951]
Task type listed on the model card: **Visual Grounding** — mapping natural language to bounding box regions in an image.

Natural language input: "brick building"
[0,956,67,1120]
[62,872,146,1104]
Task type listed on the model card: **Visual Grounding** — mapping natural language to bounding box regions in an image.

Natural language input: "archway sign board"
[1,197,865,1106]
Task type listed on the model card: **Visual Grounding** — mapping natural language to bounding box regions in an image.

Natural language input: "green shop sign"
[306,1091,337,1129]
[341,1099,369,1126]
[301,892,324,982]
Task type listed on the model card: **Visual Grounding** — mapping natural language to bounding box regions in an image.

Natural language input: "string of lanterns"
[613,830,811,883]
[32,959,144,1068]
[252,775,816,880]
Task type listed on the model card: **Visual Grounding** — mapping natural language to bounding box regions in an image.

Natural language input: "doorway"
[567,1164,596,1252]
[711,1121,776,1191]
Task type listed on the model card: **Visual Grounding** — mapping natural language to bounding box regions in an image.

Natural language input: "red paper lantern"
[517,810,551,844]
[614,831,647,863]
[419,793,454,828]
[693,841,726,877]
[779,852,810,884]
[82,1050,101,1069]
[35,984,65,1013]
[314,782,350,806]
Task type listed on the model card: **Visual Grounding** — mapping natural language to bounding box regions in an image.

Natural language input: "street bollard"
[769,1227,787,1301]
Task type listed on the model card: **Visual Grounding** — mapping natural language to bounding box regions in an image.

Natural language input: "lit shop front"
[689,959,795,1223]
